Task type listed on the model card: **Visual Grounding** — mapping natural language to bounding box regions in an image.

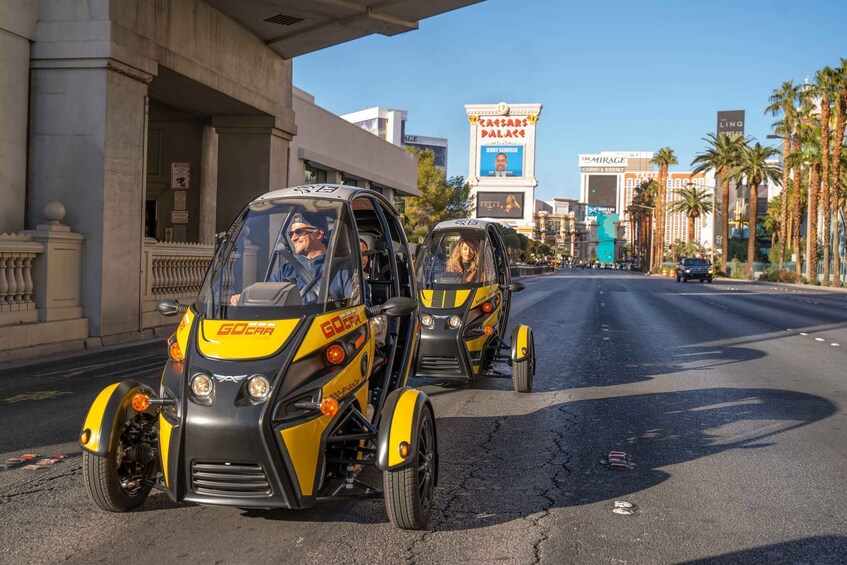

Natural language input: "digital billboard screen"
[477,192,524,219]
[587,175,617,209]
[479,145,523,178]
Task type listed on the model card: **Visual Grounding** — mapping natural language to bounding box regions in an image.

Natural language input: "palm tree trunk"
[687,214,695,243]
[778,139,790,271]
[807,163,820,283]
[720,166,731,271]
[821,96,832,284]
[832,90,846,286]
[792,137,803,279]
[833,208,841,285]
[747,181,759,278]
[653,173,663,271]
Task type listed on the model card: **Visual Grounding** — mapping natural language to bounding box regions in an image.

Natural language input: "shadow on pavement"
[239,386,836,534]
[684,535,847,564]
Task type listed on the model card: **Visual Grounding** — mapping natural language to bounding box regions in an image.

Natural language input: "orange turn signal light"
[325,344,346,365]
[354,333,366,350]
[481,301,493,313]
[169,340,184,362]
[80,429,91,445]
[399,441,410,458]
[484,326,494,336]
[131,393,150,412]
[320,397,339,417]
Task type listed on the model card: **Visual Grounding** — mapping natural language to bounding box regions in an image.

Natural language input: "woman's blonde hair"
[446,238,479,272]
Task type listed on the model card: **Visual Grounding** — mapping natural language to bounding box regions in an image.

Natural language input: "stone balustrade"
[0,233,43,325]
[141,239,214,328]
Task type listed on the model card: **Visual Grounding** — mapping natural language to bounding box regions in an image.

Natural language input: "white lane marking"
[815,338,825,342]
[832,343,840,347]
[600,303,605,307]
[600,291,604,295]
[800,332,808,336]
[603,337,610,341]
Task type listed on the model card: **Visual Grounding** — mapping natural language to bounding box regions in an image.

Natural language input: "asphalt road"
[1,270,847,564]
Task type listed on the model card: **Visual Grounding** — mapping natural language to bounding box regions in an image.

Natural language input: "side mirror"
[504,282,525,293]
[156,299,188,317]
[367,297,417,318]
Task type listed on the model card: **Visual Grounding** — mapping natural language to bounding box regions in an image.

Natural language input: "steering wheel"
[276,247,320,299]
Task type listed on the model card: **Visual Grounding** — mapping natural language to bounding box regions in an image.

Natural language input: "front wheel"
[83,413,156,512]
[384,405,436,530]
[512,330,534,393]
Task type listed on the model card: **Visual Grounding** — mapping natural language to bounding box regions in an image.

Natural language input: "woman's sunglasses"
[288,227,317,238]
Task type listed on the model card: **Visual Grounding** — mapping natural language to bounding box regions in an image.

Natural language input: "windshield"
[683,258,709,266]
[415,230,496,288]
[195,198,362,320]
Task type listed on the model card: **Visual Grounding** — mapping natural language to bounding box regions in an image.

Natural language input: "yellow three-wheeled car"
[79,185,437,529]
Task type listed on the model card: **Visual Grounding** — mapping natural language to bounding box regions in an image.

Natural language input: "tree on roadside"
[668,184,714,244]
[727,142,783,278]
[402,149,473,242]
[766,81,800,271]
[628,179,658,269]
[829,60,847,286]
[651,147,678,270]
[691,132,747,270]
[813,67,837,283]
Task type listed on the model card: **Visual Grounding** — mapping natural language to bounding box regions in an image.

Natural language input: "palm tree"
[766,81,800,270]
[796,94,822,282]
[668,184,714,243]
[831,59,847,286]
[727,142,783,278]
[764,195,782,252]
[651,147,678,270]
[629,179,658,269]
[691,132,747,271]
[814,67,837,283]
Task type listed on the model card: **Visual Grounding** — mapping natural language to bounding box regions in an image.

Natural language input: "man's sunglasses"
[288,227,318,238]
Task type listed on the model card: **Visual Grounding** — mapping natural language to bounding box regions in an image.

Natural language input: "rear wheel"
[385,405,436,530]
[83,413,156,512]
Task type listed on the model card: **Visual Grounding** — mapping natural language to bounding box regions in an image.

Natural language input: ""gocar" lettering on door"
[320,311,361,338]
[216,322,277,336]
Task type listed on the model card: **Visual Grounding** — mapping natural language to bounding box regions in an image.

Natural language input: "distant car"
[676,257,714,283]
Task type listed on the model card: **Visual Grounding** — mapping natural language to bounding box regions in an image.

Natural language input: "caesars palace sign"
[470,115,538,139]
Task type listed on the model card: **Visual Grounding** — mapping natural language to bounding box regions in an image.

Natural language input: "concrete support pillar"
[199,124,219,244]
[0,4,39,233]
[214,116,292,231]
[28,59,152,337]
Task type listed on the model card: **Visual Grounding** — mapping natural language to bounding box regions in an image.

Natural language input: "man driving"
[230,211,356,306]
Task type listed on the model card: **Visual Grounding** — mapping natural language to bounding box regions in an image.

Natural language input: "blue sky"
[294,0,847,202]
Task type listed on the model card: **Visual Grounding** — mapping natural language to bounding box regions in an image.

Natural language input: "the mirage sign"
[579,154,628,168]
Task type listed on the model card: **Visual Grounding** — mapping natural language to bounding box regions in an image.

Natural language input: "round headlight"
[420,314,434,328]
[247,375,271,400]
[191,373,213,398]
[447,315,462,329]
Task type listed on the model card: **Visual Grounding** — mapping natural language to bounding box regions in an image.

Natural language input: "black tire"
[682,276,688,283]
[676,274,681,282]
[707,278,713,284]
[384,405,436,530]
[512,330,534,393]
[82,415,154,512]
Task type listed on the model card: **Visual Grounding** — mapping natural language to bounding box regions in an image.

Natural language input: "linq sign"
[479,117,529,138]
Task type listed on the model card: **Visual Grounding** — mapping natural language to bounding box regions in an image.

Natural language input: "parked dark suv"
[676,257,714,283]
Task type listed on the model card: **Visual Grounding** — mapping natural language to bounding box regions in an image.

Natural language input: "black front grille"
[191,461,271,497]
[420,355,461,374]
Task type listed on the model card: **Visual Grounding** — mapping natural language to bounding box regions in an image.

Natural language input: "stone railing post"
[22,201,85,322]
